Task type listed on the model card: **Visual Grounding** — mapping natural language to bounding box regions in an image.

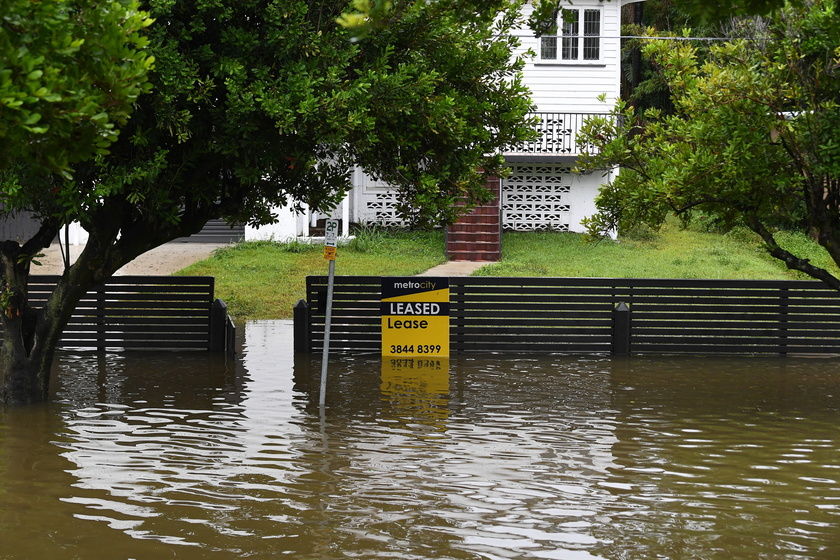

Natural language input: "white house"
[496,0,624,233]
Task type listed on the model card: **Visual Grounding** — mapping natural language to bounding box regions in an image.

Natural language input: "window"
[540,8,601,62]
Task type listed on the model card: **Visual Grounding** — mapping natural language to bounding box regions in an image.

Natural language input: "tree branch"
[746,215,840,290]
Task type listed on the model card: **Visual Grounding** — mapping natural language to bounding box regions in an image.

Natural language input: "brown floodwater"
[1,320,839,559]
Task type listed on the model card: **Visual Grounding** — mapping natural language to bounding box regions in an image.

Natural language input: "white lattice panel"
[364,192,405,226]
[352,169,407,226]
[503,164,574,231]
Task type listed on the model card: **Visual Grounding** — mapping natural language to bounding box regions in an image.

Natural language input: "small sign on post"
[323,219,339,260]
[381,277,449,357]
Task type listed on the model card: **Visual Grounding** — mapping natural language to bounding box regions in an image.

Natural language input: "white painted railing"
[507,112,609,157]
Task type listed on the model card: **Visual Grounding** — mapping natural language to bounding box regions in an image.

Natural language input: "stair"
[445,176,502,262]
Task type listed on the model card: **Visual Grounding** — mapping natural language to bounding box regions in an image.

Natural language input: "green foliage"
[527,0,560,36]
[346,222,388,252]
[619,1,712,114]
[0,0,153,177]
[673,0,803,22]
[4,0,537,251]
[577,0,840,290]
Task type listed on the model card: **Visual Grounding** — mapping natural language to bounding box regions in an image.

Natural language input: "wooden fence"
[6,276,235,352]
[295,276,840,356]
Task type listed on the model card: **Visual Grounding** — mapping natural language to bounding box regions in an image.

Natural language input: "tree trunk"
[0,240,65,405]
[0,230,117,404]
[0,338,56,405]
[0,205,214,405]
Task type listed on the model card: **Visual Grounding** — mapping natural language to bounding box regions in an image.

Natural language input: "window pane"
[561,10,579,60]
[583,37,599,60]
[583,9,600,36]
[562,37,578,60]
[541,36,557,60]
[583,9,600,60]
[562,12,579,37]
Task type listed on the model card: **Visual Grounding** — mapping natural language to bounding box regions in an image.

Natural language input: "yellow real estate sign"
[381,277,449,357]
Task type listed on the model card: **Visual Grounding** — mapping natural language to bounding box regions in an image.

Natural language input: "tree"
[672,0,799,21]
[0,0,536,405]
[620,1,712,114]
[0,0,153,177]
[1,0,152,405]
[577,0,840,290]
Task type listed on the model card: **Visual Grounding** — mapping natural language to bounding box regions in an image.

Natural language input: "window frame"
[539,7,602,64]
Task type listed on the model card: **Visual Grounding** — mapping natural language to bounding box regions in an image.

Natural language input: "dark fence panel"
[300,276,840,356]
[8,275,232,351]
[305,275,382,352]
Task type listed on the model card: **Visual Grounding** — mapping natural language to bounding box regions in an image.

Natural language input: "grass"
[178,221,840,320]
[476,222,826,280]
[176,227,446,320]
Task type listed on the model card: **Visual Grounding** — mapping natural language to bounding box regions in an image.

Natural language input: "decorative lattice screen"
[354,168,407,227]
[359,189,405,226]
[502,164,573,231]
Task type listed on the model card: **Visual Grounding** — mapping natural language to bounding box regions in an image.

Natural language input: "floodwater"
[2,321,840,560]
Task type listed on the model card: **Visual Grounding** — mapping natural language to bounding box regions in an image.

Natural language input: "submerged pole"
[319,219,340,408]
[319,259,335,408]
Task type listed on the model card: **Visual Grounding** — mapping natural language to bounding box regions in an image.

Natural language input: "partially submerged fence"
[6,275,235,352]
[295,276,840,356]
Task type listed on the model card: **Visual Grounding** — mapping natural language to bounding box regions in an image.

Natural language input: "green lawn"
[177,228,446,320]
[178,222,839,320]
[476,223,823,280]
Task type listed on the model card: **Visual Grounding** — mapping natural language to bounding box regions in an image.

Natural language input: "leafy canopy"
[0,0,153,177]
[63,0,536,246]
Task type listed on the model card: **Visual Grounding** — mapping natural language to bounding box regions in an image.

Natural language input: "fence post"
[210,299,228,351]
[96,286,105,352]
[612,301,631,356]
[294,299,311,353]
[779,287,789,356]
[225,316,236,356]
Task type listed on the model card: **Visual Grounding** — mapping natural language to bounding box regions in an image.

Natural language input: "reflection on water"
[1,320,839,559]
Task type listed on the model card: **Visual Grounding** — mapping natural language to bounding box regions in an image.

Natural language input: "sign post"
[381,277,449,357]
[320,219,339,408]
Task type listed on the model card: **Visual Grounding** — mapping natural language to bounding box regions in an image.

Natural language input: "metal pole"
[319,258,336,408]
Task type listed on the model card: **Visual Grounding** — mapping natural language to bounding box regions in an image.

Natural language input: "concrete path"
[34,242,227,276]
[33,241,492,277]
